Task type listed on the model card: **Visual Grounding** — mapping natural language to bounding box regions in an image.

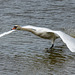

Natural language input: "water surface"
[0,0,75,75]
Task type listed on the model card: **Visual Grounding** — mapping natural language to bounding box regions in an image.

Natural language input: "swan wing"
[22,25,75,52]
[48,31,75,52]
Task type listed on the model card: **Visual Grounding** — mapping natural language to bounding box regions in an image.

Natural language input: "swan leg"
[50,38,55,49]
[50,44,54,49]
[45,44,54,53]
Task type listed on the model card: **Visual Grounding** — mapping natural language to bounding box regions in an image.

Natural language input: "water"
[0,0,75,75]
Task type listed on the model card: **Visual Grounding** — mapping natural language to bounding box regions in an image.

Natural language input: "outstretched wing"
[48,30,75,52]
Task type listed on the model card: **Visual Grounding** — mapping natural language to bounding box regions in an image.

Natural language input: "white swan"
[12,25,75,52]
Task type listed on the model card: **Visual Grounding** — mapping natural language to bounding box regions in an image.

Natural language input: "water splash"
[0,30,15,37]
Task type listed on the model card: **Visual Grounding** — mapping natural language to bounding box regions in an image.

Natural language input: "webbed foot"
[50,44,54,49]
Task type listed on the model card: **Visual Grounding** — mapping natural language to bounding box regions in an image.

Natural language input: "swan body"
[12,25,75,52]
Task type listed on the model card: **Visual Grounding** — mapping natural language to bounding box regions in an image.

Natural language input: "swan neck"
[20,27,35,33]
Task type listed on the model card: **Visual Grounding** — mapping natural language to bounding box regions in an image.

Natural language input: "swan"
[11,25,75,52]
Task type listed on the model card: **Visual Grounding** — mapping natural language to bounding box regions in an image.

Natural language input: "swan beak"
[11,27,16,30]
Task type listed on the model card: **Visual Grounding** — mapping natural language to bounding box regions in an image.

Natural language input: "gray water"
[0,0,75,75]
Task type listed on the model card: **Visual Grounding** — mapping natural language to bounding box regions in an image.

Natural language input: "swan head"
[11,25,21,30]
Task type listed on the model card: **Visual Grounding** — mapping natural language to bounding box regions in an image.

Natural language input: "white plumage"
[12,25,75,52]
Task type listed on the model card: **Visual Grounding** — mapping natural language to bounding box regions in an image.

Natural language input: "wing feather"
[48,31,75,52]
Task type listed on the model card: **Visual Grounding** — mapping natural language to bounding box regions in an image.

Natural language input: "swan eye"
[14,26,17,29]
